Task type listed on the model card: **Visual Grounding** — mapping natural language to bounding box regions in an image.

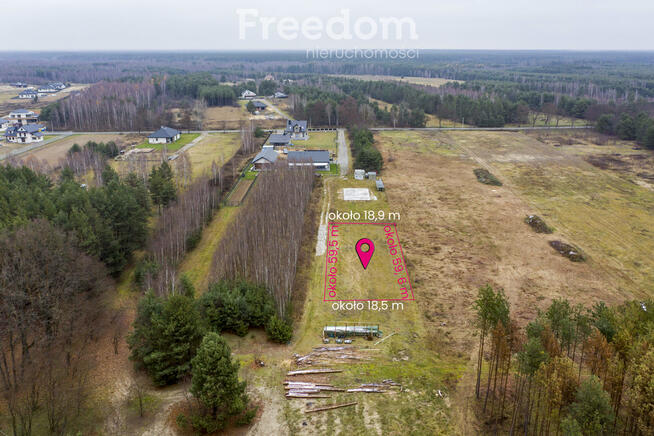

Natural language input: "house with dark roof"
[8,109,39,125]
[285,119,308,140]
[5,123,45,144]
[148,126,181,144]
[267,133,291,148]
[252,148,278,170]
[252,101,267,110]
[37,85,57,94]
[287,150,330,170]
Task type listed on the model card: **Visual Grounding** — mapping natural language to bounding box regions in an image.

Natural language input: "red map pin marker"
[355,238,375,270]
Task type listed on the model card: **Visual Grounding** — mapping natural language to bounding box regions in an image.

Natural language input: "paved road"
[336,128,349,176]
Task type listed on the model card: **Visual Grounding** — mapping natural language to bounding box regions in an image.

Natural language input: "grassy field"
[296,131,337,150]
[136,133,199,152]
[330,74,462,87]
[185,132,241,178]
[203,105,249,129]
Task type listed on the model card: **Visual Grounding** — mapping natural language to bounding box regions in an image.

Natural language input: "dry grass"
[203,105,249,129]
[330,74,462,87]
[185,133,241,177]
[295,131,337,151]
[22,133,142,167]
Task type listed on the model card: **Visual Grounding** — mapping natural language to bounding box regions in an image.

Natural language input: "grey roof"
[253,148,278,164]
[285,119,307,133]
[5,124,44,137]
[274,92,287,98]
[268,133,291,145]
[287,150,330,164]
[148,126,180,138]
[11,109,36,114]
[252,101,267,108]
[376,179,385,189]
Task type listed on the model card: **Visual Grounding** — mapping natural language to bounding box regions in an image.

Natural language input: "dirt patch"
[524,215,553,234]
[549,240,585,262]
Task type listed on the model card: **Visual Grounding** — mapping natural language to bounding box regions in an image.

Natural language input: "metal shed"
[322,324,382,339]
[376,179,385,191]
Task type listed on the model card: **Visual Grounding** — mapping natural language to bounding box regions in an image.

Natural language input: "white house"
[148,126,181,144]
[5,124,45,144]
[285,119,308,140]
[8,109,39,125]
[273,91,287,99]
[18,89,38,99]
[241,89,256,99]
[37,85,57,94]
[48,82,66,90]
[287,150,330,170]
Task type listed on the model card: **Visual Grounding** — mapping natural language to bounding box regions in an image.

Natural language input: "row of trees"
[349,127,383,172]
[211,163,314,318]
[41,81,170,131]
[473,285,654,435]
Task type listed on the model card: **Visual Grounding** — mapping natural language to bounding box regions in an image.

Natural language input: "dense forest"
[473,286,654,435]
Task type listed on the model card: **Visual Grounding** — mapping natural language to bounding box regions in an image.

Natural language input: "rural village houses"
[252,148,278,170]
[8,109,39,125]
[241,89,256,99]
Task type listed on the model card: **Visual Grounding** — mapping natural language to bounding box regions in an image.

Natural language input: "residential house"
[287,150,330,170]
[10,82,28,88]
[285,119,308,140]
[18,89,38,99]
[252,101,267,111]
[252,148,278,170]
[241,89,256,99]
[5,123,45,144]
[148,126,181,144]
[273,91,287,99]
[48,82,66,90]
[264,74,275,81]
[267,133,291,148]
[0,118,11,132]
[8,109,39,125]
[37,85,57,94]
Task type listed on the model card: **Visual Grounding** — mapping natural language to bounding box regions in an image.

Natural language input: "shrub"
[236,406,258,426]
[266,315,293,343]
[254,127,266,138]
[524,215,553,234]
[128,293,204,386]
[549,240,585,262]
[473,168,503,186]
[185,228,203,251]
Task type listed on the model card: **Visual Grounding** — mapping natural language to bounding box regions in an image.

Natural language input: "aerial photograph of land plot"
[1,1,654,435]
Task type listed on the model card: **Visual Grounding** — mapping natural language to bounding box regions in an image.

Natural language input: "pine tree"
[190,332,247,431]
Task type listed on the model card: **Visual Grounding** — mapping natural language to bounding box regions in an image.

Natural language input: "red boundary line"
[322,221,415,302]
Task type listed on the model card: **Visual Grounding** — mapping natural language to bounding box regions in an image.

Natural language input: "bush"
[254,127,266,138]
[236,406,258,426]
[473,168,503,186]
[128,293,204,386]
[197,280,275,336]
[524,215,553,234]
[185,228,203,251]
[266,315,293,343]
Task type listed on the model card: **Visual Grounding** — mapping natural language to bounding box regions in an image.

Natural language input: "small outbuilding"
[376,179,385,191]
[148,126,181,144]
[252,100,267,110]
[252,148,278,170]
[354,169,365,180]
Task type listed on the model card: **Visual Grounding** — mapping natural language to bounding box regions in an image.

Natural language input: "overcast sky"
[7,0,653,51]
